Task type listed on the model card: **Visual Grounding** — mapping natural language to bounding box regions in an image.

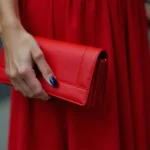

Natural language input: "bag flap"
[0,37,107,106]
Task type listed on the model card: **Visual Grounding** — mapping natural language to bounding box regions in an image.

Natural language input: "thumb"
[32,47,58,87]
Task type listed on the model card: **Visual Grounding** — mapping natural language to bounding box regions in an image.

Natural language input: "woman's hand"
[1,25,56,100]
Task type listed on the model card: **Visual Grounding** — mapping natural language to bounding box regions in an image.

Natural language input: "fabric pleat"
[8,0,150,150]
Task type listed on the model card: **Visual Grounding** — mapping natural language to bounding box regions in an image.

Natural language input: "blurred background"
[0,39,10,150]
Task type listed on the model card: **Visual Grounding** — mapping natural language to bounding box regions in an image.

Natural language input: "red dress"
[8,0,150,150]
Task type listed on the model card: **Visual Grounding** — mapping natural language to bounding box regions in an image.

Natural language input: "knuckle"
[44,67,52,75]
[9,72,18,79]
[5,69,9,76]
[28,93,34,98]
[18,68,29,76]
[34,87,43,96]
[34,51,44,61]
[23,91,29,97]
[23,93,28,97]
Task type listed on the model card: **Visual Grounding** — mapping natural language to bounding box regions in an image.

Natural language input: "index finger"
[31,48,58,87]
[22,68,49,100]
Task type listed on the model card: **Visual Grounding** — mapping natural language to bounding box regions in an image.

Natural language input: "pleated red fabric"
[8,0,150,150]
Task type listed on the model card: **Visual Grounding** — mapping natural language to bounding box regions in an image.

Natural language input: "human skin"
[0,0,55,100]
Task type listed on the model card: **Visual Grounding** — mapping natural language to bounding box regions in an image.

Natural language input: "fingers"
[6,69,32,96]
[11,79,33,97]
[31,47,58,87]
[6,67,49,100]
[20,68,49,100]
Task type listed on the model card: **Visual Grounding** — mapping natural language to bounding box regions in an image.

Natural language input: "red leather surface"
[0,37,108,106]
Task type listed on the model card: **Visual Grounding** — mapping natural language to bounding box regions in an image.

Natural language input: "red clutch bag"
[0,37,108,107]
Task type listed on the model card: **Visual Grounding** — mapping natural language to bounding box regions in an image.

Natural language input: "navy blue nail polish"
[49,76,58,87]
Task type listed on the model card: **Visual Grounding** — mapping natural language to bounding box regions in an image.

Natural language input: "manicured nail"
[49,76,58,87]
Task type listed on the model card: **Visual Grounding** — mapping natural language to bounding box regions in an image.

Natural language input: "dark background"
[0,39,10,99]
[0,39,10,150]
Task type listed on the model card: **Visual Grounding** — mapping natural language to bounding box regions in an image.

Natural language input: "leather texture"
[0,37,108,107]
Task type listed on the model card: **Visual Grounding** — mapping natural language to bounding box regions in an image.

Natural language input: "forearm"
[0,0,22,34]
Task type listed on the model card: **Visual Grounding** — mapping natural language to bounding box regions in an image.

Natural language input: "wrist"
[1,18,22,30]
[1,21,25,44]
[1,19,24,36]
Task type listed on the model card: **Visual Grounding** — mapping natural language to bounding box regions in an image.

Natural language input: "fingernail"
[49,76,58,87]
